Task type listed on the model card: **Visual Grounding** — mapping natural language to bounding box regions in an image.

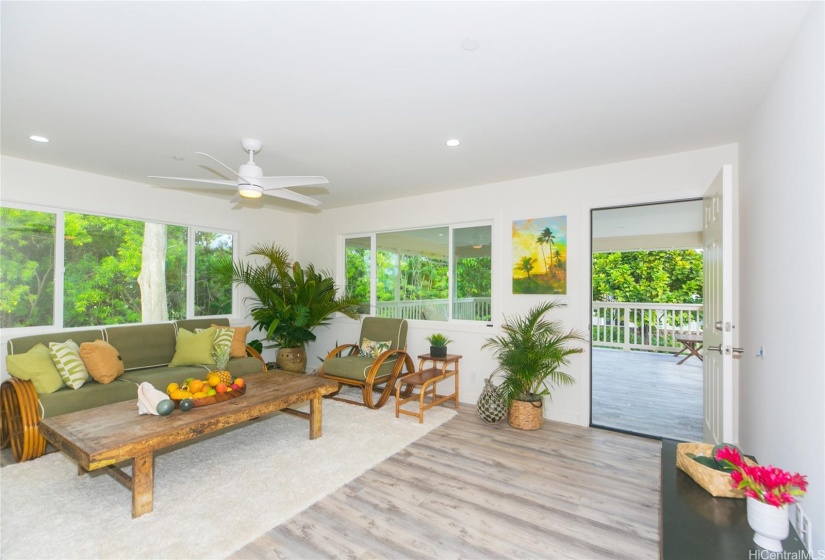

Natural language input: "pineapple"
[211,345,233,385]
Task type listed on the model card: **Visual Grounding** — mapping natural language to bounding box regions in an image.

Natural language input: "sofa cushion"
[6,343,66,395]
[7,329,104,356]
[49,340,89,390]
[38,378,139,418]
[176,318,229,332]
[79,340,125,384]
[106,323,176,370]
[359,337,392,358]
[169,328,216,367]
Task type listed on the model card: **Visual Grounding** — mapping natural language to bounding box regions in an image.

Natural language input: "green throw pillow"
[49,340,89,390]
[6,343,66,395]
[170,327,216,367]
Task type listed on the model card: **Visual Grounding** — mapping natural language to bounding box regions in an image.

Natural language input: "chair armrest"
[245,345,267,372]
[365,349,412,384]
[323,343,360,361]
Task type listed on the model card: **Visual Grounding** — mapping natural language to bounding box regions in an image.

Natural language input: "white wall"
[739,3,824,552]
[0,155,298,371]
[296,144,737,426]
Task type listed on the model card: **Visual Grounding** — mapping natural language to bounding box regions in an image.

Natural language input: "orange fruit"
[215,382,228,394]
[189,379,204,393]
[207,374,221,387]
[234,378,245,388]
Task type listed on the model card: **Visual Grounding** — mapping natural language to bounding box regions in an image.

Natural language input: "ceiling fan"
[149,139,327,207]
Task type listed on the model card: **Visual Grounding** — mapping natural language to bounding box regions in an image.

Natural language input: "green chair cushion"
[322,356,396,381]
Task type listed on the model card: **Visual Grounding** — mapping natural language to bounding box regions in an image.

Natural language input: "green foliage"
[0,208,56,327]
[216,243,360,348]
[592,250,703,303]
[425,333,453,347]
[483,301,585,406]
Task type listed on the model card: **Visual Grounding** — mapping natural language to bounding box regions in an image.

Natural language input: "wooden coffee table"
[38,371,338,517]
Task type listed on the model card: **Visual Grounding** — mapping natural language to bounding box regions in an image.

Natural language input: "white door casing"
[703,165,734,444]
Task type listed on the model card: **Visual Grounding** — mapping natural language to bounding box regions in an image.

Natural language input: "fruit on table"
[169,389,193,400]
[192,391,208,399]
[189,379,205,393]
[156,399,175,416]
[234,378,245,388]
[215,382,228,394]
[207,374,221,387]
[179,398,194,412]
[166,383,180,395]
[210,345,233,386]
[206,388,217,396]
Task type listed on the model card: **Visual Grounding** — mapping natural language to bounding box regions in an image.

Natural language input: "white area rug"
[0,396,455,559]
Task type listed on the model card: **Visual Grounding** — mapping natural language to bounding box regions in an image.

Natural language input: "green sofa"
[1,318,265,462]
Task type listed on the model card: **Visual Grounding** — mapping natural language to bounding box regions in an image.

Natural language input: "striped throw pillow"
[195,327,233,355]
[49,340,89,389]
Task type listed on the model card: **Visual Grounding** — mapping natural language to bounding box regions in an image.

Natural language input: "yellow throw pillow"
[211,324,251,358]
[169,327,216,367]
[79,340,125,384]
[6,343,66,395]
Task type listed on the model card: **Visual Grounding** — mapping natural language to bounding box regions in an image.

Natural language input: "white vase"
[747,497,789,552]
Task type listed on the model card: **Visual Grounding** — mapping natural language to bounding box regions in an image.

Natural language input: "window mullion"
[54,211,65,328]
[186,227,195,318]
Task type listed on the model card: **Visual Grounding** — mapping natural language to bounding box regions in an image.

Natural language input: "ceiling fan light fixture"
[238,184,263,198]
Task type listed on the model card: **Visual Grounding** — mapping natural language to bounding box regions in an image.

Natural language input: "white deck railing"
[374,298,491,321]
[592,302,703,352]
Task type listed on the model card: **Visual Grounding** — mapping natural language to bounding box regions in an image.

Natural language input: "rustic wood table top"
[39,371,338,517]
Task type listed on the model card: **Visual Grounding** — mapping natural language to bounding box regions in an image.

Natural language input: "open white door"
[702,165,735,443]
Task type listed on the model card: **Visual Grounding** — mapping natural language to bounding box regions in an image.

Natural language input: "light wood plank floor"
[591,348,702,441]
[230,405,661,560]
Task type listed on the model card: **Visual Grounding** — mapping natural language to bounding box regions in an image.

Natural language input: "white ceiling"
[0,1,811,211]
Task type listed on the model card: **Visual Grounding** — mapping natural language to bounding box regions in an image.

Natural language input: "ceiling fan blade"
[148,176,236,190]
[258,176,329,190]
[195,152,250,184]
[264,188,322,207]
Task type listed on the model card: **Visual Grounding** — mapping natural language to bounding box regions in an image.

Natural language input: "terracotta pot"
[276,347,307,373]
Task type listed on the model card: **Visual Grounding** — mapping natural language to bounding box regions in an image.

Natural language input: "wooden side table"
[395,354,461,423]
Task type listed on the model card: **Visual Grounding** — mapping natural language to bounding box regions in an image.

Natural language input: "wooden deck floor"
[591,347,702,441]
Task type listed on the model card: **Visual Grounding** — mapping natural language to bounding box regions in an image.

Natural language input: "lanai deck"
[591,347,702,441]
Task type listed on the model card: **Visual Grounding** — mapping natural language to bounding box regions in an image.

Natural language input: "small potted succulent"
[426,333,453,358]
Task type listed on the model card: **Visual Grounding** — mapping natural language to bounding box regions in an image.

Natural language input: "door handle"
[708,345,745,355]
[714,321,735,331]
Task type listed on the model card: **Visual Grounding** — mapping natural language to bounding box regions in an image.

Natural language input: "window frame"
[341,220,494,325]
[0,201,239,334]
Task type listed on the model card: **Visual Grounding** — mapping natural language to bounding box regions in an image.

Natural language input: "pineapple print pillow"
[359,338,392,358]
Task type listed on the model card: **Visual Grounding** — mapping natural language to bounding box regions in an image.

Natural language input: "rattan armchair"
[318,317,414,409]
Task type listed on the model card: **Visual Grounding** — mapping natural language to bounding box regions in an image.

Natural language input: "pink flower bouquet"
[714,446,808,507]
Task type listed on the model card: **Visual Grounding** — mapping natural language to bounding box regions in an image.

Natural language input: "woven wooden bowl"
[676,442,756,498]
[173,384,246,408]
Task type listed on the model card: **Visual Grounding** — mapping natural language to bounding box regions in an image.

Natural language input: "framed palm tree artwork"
[512,215,567,294]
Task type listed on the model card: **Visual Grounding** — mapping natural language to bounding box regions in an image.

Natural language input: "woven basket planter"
[508,399,543,430]
[676,442,756,498]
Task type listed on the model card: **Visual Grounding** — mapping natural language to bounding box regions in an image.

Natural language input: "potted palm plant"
[215,243,360,372]
[425,333,453,358]
[482,301,585,430]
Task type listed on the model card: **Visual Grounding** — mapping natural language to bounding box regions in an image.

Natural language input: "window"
[344,223,492,322]
[0,205,236,329]
[0,208,56,328]
[194,230,233,316]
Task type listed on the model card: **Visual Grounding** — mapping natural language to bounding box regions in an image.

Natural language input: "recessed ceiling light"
[461,37,480,51]
[446,139,461,147]
[29,135,49,143]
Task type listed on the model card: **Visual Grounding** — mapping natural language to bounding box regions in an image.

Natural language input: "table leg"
[309,396,322,440]
[132,452,154,518]
[454,366,460,410]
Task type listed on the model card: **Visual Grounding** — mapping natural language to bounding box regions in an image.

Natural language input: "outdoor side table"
[395,354,461,423]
